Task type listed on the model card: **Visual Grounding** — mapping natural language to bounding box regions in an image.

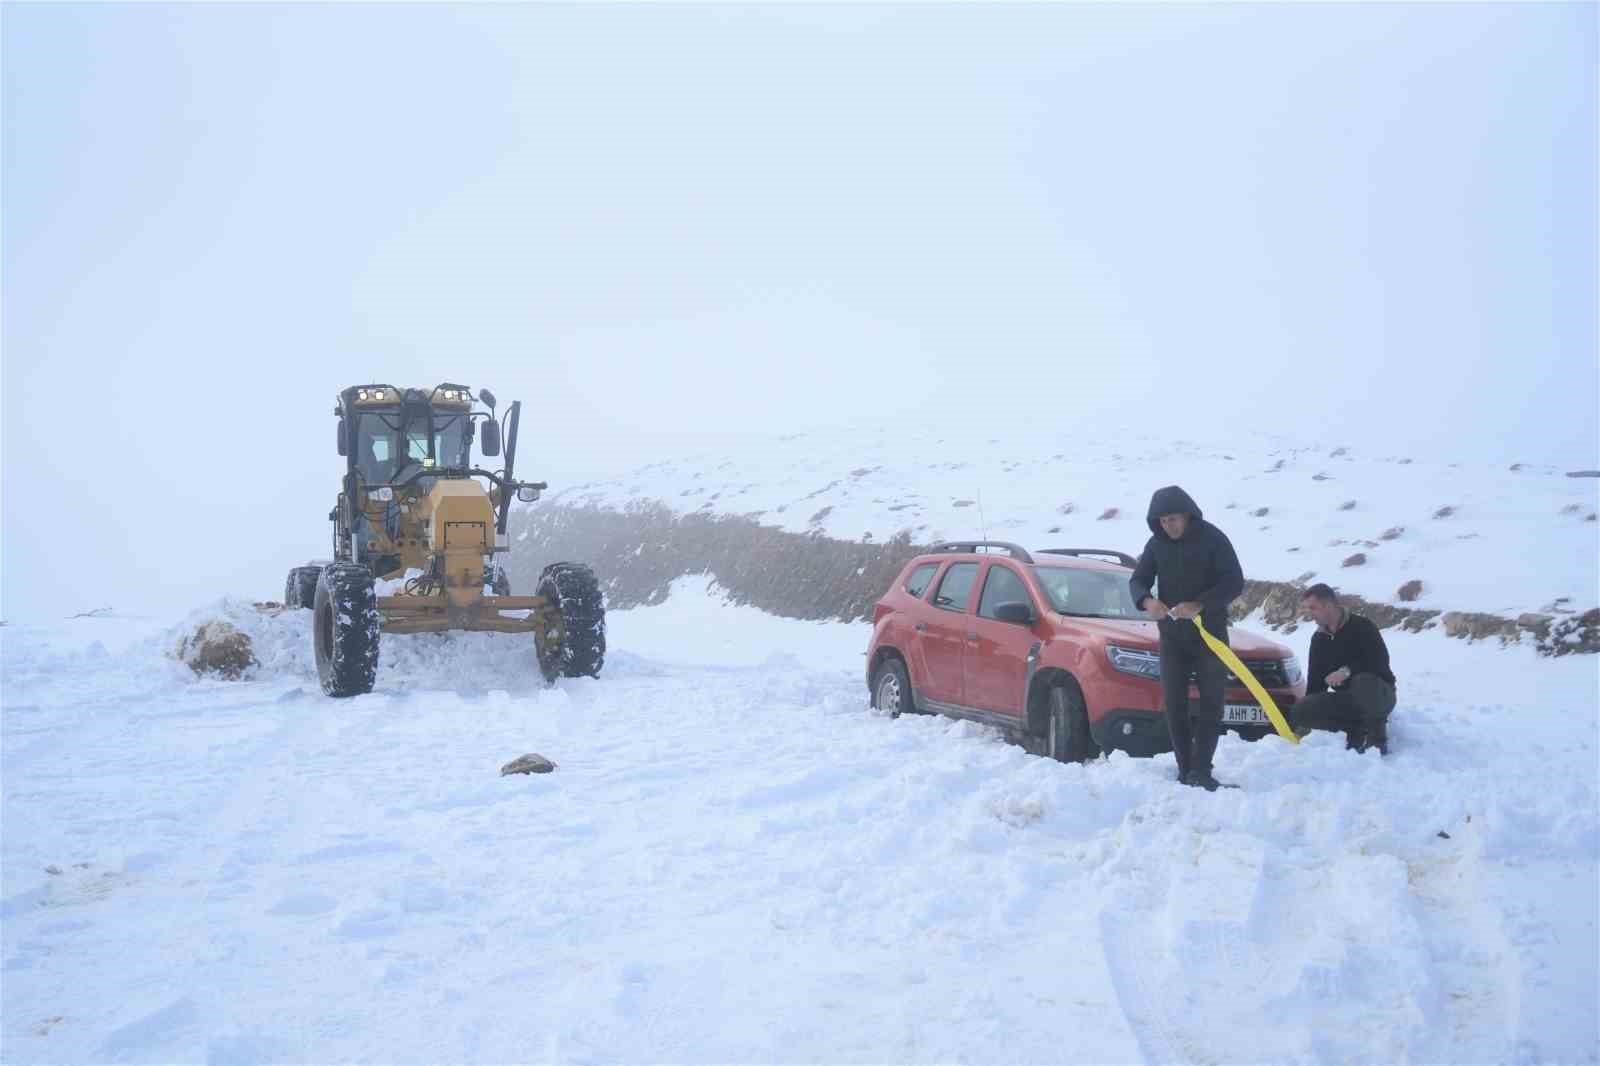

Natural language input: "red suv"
[865,542,1306,761]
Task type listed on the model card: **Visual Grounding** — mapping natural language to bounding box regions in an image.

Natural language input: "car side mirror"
[993,601,1036,625]
[480,418,501,457]
[336,418,347,456]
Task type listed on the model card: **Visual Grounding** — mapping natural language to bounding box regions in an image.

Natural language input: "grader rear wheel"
[284,566,322,610]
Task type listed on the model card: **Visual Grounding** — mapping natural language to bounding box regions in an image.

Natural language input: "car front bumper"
[1091,692,1302,756]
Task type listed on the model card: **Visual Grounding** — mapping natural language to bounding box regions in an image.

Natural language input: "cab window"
[407,427,432,463]
[355,413,401,484]
[978,565,1034,620]
[904,563,939,599]
[931,563,979,612]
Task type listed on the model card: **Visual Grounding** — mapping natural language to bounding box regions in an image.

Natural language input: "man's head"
[1158,513,1191,539]
[1301,583,1343,629]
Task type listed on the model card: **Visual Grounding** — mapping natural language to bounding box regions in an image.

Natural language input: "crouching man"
[1293,584,1398,754]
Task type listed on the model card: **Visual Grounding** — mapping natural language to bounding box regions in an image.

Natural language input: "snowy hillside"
[2,582,1596,1064]
[545,427,1599,619]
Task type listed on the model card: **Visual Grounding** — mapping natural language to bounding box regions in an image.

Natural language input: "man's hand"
[1170,601,1203,620]
[1326,667,1352,687]
[1142,597,1170,621]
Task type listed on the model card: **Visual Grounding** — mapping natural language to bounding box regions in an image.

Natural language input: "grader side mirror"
[336,417,347,456]
[479,388,497,409]
[479,418,501,457]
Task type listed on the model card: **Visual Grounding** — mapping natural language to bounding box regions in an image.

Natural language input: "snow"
[2,579,1596,1064]
[544,425,1600,618]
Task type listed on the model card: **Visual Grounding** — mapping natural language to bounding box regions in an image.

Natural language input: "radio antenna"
[978,489,988,542]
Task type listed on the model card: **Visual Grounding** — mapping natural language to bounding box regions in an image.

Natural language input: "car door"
[893,561,942,690]
[966,561,1042,716]
[918,561,980,706]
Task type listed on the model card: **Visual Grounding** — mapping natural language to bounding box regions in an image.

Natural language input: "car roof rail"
[928,541,1035,563]
[1037,548,1138,569]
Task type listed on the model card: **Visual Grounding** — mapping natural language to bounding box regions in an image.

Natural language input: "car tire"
[313,563,379,697]
[1044,681,1097,763]
[870,656,912,718]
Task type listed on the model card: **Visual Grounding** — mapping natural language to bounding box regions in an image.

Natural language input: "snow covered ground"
[2,578,1595,1064]
[545,426,1600,619]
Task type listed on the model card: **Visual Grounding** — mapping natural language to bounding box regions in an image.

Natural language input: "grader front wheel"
[314,563,380,697]
[536,562,606,682]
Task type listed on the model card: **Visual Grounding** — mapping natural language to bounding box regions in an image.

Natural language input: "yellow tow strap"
[1190,615,1299,744]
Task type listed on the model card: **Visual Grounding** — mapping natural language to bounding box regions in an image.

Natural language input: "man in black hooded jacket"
[1128,486,1245,790]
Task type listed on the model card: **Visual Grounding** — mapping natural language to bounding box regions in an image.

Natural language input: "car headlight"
[1107,644,1161,679]
[1282,655,1303,685]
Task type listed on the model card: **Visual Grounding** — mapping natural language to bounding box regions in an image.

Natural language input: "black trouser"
[1158,621,1225,778]
[1291,674,1397,753]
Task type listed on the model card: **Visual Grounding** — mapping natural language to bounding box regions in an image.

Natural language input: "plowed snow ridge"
[1,577,1595,1064]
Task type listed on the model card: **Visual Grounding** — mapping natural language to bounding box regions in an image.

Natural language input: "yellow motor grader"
[283,383,605,697]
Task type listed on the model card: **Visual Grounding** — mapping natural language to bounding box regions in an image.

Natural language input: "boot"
[1361,721,1389,755]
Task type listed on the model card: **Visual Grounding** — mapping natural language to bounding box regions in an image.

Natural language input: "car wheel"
[1045,681,1096,763]
[871,657,912,719]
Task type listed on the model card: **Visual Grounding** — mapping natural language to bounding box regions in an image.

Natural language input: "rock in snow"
[500,753,556,776]
[173,619,257,679]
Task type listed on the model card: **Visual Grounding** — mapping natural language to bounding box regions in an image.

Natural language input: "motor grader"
[283,383,605,697]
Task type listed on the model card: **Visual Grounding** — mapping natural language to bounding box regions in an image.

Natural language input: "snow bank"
[1,577,1594,1064]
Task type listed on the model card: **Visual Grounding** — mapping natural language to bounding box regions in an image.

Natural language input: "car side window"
[978,564,1033,620]
[904,563,939,600]
[931,562,979,612]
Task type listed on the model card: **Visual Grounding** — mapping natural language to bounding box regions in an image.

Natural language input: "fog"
[4,3,1595,621]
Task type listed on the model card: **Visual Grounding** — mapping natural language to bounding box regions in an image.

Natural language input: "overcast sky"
[3,2,1596,621]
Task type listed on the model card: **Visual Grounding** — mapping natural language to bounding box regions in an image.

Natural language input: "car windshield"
[1031,566,1142,619]
[355,408,471,483]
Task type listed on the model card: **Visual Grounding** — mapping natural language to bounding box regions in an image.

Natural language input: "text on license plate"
[1223,704,1269,725]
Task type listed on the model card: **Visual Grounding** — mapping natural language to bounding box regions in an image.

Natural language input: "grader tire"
[284,566,321,610]
[537,562,606,682]
[313,563,379,697]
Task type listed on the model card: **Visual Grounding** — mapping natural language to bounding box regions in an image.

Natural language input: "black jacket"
[1128,486,1244,638]
[1307,612,1396,693]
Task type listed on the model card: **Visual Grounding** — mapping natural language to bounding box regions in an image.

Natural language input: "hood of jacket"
[1146,485,1204,537]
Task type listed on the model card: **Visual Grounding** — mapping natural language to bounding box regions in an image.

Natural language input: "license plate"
[1223,704,1269,725]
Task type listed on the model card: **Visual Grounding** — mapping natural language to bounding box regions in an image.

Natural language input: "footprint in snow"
[267,891,338,917]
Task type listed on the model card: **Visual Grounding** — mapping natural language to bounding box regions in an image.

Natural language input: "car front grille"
[1190,660,1289,688]
[1232,659,1288,687]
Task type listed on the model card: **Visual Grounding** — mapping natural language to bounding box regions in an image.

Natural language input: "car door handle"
[914,623,927,632]
[966,632,979,642]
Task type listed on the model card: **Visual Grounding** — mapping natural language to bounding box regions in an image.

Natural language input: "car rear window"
[904,563,939,599]
[932,563,979,612]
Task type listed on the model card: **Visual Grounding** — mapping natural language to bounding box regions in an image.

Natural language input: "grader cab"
[283,383,605,697]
